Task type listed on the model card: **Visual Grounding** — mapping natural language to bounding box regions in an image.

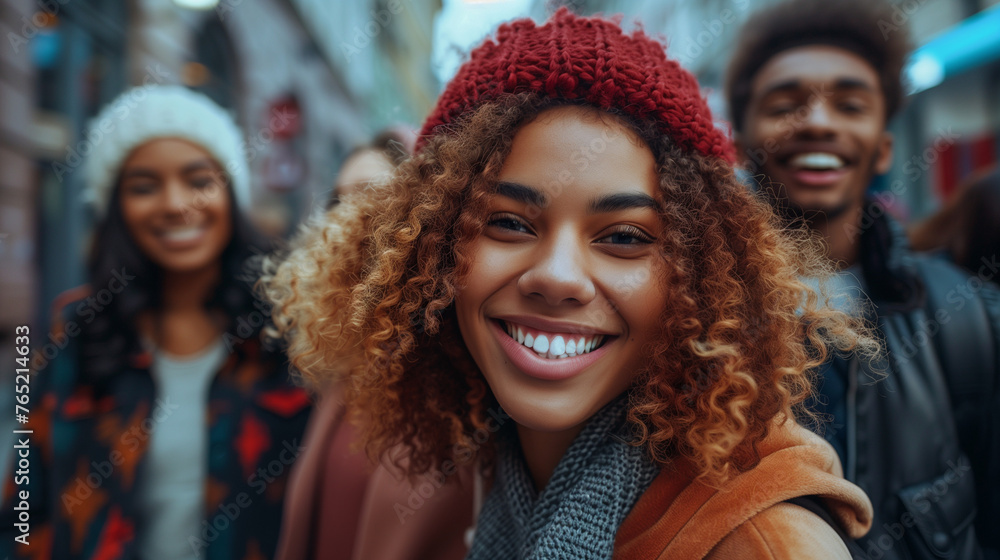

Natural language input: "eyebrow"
[495,181,548,207]
[760,77,876,98]
[589,192,658,213]
[121,169,158,180]
[494,181,657,214]
[181,159,219,174]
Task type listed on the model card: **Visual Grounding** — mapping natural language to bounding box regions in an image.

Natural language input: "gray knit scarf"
[466,396,660,560]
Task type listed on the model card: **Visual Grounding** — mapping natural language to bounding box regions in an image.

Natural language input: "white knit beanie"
[83,85,250,217]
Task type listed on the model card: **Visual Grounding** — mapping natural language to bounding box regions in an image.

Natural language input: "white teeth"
[789,152,844,170]
[549,336,565,357]
[533,334,549,355]
[161,227,204,241]
[502,321,607,359]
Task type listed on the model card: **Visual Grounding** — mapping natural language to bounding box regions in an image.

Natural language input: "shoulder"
[706,502,852,560]
[908,250,1000,356]
[616,421,871,559]
[908,251,974,285]
[29,286,93,386]
[48,285,93,337]
[907,249,1000,309]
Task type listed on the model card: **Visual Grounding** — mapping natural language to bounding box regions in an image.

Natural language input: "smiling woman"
[265,8,880,559]
[3,86,312,560]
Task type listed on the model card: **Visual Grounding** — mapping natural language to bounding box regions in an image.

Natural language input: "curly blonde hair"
[262,93,879,484]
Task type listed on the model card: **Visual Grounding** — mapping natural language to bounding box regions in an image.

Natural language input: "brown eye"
[838,100,867,114]
[487,213,531,234]
[596,225,653,246]
[124,182,157,195]
[190,177,214,189]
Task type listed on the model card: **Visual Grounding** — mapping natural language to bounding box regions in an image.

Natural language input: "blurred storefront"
[890,1,1000,219]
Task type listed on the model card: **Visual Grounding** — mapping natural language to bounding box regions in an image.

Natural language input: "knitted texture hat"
[83,85,250,217]
[418,8,734,162]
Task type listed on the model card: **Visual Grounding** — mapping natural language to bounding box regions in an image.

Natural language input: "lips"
[489,318,615,381]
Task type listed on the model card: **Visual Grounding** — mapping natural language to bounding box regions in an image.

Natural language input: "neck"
[516,423,584,491]
[810,201,864,269]
[162,262,222,310]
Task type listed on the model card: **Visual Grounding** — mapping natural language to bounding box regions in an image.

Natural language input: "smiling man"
[726,1,1000,559]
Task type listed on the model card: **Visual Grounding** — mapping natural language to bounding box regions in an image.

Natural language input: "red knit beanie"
[418,8,734,162]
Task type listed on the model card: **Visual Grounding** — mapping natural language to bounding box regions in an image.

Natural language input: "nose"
[162,178,194,216]
[517,229,597,307]
[798,99,836,138]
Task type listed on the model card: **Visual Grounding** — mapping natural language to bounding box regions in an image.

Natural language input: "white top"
[828,263,868,314]
[136,338,226,560]
[802,263,868,315]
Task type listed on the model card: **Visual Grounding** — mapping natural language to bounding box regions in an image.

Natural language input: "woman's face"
[118,138,233,273]
[335,148,395,199]
[455,105,667,436]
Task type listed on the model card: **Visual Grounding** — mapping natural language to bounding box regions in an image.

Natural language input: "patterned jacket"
[3,289,313,560]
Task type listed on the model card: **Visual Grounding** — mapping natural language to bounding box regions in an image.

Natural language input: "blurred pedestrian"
[327,127,414,208]
[726,1,1000,558]
[265,9,880,558]
[910,167,1000,281]
[275,126,475,560]
[2,85,312,560]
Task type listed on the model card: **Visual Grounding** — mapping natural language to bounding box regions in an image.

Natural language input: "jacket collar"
[856,196,925,312]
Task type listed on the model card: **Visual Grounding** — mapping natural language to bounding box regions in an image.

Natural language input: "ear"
[874,131,894,175]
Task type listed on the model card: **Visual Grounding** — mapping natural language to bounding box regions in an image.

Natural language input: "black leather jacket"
[822,200,999,560]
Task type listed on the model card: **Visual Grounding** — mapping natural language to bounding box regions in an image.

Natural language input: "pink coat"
[275,393,475,560]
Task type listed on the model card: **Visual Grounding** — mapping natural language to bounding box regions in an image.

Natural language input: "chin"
[792,195,843,213]
[772,185,851,218]
[491,386,596,433]
[152,254,218,273]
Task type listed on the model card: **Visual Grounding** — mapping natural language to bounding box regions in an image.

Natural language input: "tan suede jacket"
[279,399,868,560]
[614,419,873,559]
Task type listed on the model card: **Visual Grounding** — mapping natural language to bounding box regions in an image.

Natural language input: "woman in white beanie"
[4,85,312,560]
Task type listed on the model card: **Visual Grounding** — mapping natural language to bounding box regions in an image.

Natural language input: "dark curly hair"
[725,0,912,133]
[263,92,879,484]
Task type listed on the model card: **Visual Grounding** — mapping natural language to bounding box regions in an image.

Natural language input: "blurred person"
[726,1,1000,558]
[275,127,475,560]
[328,127,415,207]
[265,9,881,558]
[910,167,1000,279]
[2,85,312,559]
